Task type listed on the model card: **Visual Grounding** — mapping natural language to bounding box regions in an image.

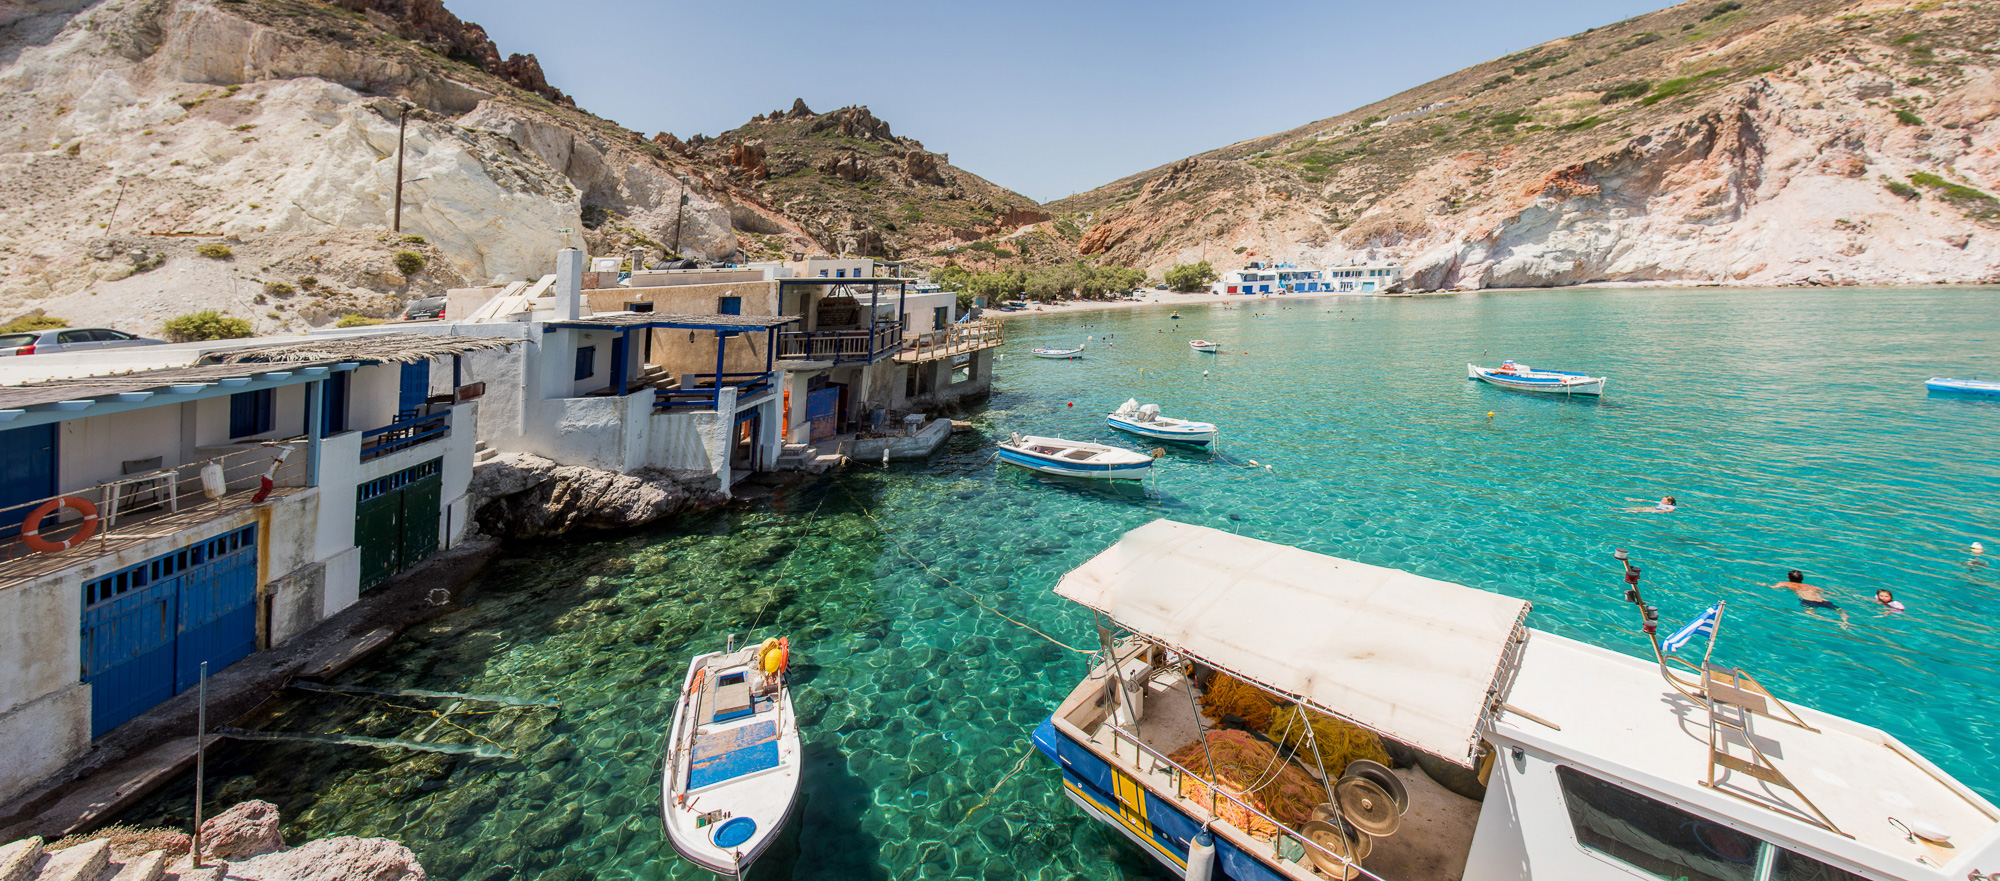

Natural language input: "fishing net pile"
[1197,673,1391,775]
[1168,730,1322,837]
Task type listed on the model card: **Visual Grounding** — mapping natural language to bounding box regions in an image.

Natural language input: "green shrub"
[1885,181,1921,201]
[195,243,233,259]
[162,310,253,342]
[1164,261,1219,292]
[392,250,426,276]
[1701,1,1742,21]
[263,280,295,296]
[1600,82,1652,103]
[1640,69,1730,105]
[0,311,66,333]
[1628,33,1663,48]
[399,234,426,244]
[1894,109,1924,126]
[336,314,386,327]
[296,275,319,290]
[1908,173,2000,220]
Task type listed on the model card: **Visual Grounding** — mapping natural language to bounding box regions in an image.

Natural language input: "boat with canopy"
[1467,361,1606,396]
[662,636,800,878]
[1036,519,1997,881]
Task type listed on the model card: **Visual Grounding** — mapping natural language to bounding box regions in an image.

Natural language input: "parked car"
[0,327,165,356]
[402,296,447,321]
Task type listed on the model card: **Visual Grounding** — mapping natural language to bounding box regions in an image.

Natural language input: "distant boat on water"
[1468,361,1606,396]
[998,433,1155,479]
[1188,339,1219,353]
[1033,343,1086,360]
[1169,311,1181,320]
[1927,377,2000,396]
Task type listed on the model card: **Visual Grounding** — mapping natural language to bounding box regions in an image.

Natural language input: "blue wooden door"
[806,387,839,442]
[80,525,257,737]
[174,527,259,692]
[398,361,430,415]
[0,424,56,538]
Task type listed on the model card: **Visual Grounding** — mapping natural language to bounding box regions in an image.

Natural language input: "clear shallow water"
[119,287,2000,880]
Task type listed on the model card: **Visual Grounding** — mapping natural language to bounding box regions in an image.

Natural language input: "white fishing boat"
[998,433,1155,479]
[1927,377,2000,397]
[1107,399,1217,446]
[1467,360,1606,396]
[662,637,800,878]
[1036,520,1997,881]
[1189,339,1220,353]
[1033,343,1087,360]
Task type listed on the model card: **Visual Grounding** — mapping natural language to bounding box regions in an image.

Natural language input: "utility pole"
[393,103,411,233]
[671,191,689,256]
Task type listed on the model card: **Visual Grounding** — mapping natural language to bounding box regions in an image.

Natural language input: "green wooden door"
[400,470,441,568]
[355,458,442,591]
[356,488,402,590]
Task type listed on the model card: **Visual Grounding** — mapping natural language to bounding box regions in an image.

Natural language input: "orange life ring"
[22,497,98,554]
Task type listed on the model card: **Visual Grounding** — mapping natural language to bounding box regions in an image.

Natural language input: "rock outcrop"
[469,454,727,539]
[1053,0,2000,289]
[0,800,421,881]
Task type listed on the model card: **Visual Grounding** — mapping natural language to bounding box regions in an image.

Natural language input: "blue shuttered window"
[717,296,742,315]
[575,346,596,381]
[229,389,274,438]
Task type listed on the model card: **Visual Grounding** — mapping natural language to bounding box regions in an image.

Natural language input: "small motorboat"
[1032,343,1086,360]
[999,433,1156,480]
[1467,361,1606,396]
[1107,400,1217,446]
[1188,339,1219,353]
[1168,311,1181,320]
[663,637,800,878]
[1927,377,2000,397]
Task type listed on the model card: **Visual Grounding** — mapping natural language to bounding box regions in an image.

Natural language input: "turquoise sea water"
[119,286,2000,880]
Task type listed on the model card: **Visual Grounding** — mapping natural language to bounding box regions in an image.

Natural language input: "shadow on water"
[756,736,888,881]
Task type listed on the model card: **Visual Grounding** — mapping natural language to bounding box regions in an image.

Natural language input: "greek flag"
[1661,604,1722,654]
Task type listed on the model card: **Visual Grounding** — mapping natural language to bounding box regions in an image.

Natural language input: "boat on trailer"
[1468,361,1606,396]
[1189,340,1220,353]
[1107,399,1217,446]
[1927,377,2000,397]
[998,433,1155,480]
[662,637,800,878]
[1036,519,1997,881]
[1034,343,1087,360]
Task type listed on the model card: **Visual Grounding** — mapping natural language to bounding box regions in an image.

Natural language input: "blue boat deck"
[689,719,781,789]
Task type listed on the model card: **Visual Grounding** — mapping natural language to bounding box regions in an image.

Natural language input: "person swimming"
[1875,589,1905,612]
[1622,495,1678,513]
[1771,570,1849,627]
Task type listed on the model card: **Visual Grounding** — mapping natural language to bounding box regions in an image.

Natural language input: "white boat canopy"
[1055,520,1530,767]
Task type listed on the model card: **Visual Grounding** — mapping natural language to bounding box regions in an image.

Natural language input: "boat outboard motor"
[1136,404,1161,423]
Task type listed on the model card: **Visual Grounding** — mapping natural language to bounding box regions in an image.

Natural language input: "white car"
[0,327,166,356]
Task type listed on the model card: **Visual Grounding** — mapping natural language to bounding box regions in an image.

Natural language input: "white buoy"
[1185,831,1216,881]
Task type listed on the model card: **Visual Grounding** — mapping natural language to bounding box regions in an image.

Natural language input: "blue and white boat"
[1107,400,1217,446]
[1927,377,2000,396]
[1034,343,1087,360]
[663,637,800,878]
[1038,520,1997,881]
[998,433,1155,480]
[1467,361,1605,396]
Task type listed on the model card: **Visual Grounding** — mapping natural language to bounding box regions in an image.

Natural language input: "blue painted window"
[718,296,742,315]
[933,306,949,330]
[229,389,274,438]
[575,346,596,381]
[835,269,845,278]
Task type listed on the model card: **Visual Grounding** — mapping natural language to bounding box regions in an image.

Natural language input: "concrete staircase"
[473,440,500,465]
[0,837,213,881]
[773,443,814,471]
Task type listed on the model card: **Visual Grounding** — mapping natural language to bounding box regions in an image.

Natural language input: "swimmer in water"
[1875,589,1905,612]
[1772,569,1850,626]
[1622,495,1678,513]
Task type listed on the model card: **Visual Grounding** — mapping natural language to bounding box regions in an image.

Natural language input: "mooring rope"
[835,479,1092,655]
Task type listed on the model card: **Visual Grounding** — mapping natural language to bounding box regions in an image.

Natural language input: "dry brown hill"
[1050,0,2000,289]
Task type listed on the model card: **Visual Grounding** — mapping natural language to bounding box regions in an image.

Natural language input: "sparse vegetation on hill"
[0,311,66,333]
[163,311,254,342]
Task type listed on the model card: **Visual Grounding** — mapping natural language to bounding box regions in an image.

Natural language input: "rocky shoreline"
[0,801,424,881]
[468,453,730,540]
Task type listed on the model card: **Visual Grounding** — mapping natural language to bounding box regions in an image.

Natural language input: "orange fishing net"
[1198,673,1277,730]
[1168,729,1324,838]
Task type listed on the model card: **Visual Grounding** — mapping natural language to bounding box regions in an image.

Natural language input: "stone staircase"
[0,837,216,881]
[773,443,814,470]
[473,440,500,465]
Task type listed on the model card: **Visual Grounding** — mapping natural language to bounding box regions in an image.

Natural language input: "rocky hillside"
[1053,0,2000,289]
[0,0,1037,337]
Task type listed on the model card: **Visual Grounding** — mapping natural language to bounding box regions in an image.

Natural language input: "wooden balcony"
[895,320,1004,363]
[776,324,902,363]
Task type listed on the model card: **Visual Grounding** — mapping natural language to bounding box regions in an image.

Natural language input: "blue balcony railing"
[360,410,450,461]
[653,372,774,411]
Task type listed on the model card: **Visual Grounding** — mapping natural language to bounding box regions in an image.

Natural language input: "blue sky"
[447,0,1675,203]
